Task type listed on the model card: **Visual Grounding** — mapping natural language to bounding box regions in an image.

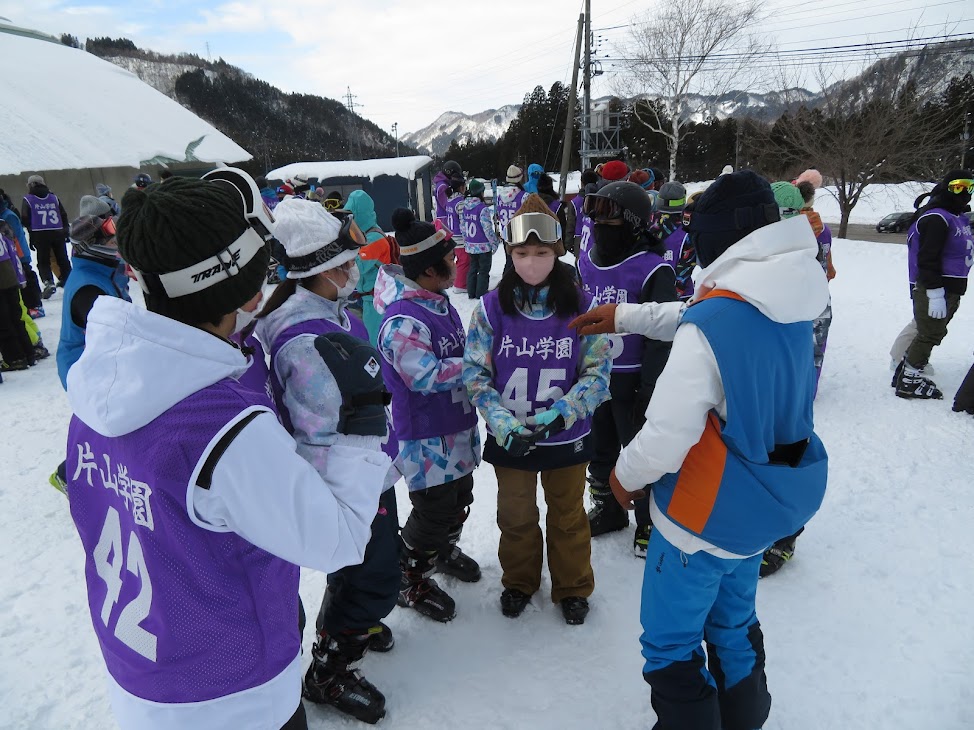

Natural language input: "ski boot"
[436,509,481,582]
[760,528,804,578]
[500,588,531,618]
[398,540,456,622]
[303,631,386,724]
[367,622,394,653]
[49,462,68,496]
[33,342,50,360]
[560,597,590,625]
[894,359,943,400]
[587,476,629,536]
[41,281,56,300]
[633,524,652,559]
[1,359,29,372]
[28,307,45,319]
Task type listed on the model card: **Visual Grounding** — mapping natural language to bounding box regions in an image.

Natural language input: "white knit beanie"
[506,165,524,184]
[274,197,358,279]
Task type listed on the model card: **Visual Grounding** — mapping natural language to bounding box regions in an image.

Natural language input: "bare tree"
[752,44,959,237]
[615,0,766,181]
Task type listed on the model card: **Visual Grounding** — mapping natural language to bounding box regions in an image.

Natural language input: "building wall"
[0,162,213,221]
[305,174,431,231]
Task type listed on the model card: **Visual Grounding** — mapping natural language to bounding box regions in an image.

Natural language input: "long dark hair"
[498,258,582,317]
[258,277,299,320]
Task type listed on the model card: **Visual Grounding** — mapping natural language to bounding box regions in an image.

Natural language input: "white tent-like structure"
[0,22,250,216]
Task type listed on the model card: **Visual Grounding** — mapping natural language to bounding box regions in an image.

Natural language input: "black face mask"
[593,222,635,262]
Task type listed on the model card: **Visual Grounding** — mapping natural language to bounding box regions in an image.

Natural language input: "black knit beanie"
[117,177,269,323]
[689,170,780,268]
[392,208,455,280]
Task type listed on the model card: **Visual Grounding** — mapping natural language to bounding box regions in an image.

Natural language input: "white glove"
[927,288,947,319]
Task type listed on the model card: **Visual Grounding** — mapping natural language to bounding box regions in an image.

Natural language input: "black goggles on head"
[583,195,623,222]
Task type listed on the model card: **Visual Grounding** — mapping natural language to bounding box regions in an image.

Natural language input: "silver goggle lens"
[506,212,562,245]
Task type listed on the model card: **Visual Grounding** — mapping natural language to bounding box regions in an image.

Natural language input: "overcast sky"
[1,0,967,135]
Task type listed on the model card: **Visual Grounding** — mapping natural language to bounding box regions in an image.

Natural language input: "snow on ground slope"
[1,237,972,729]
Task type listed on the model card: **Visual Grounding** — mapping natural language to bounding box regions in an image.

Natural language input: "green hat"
[467,178,485,197]
[770,181,805,218]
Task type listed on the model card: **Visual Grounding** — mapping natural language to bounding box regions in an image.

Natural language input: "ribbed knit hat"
[467,178,485,197]
[274,197,359,279]
[27,174,45,187]
[600,160,629,182]
[770,181,805,218]
[393,208,455,280]
[794,169,823,189]
[117,177,269,323]
[506,165,524,184]
[689,170,780,268]
[507,193,565,256]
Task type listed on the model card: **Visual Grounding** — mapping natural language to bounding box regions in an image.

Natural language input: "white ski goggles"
[506,212,562,245]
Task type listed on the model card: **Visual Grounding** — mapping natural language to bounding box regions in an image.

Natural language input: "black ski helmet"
[443,160,462,178]
[585,181,655,231]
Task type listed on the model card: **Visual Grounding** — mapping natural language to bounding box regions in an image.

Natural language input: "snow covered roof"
[269,156,433,183]
[0,28,250,176]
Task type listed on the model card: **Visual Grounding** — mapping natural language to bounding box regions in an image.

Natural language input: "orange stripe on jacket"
[666,412,728,534]
[693,288,746,305]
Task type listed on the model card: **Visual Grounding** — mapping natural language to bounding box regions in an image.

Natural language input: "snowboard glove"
[499,426,536,458]
[927,287,947,319]
[314,332,391,437]
[568,303,619,336]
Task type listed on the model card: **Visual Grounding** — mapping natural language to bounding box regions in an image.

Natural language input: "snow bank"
[0,31,250,175]
[3,236,972,729]
[269,156,433,183]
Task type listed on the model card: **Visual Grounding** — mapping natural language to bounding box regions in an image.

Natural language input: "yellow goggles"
[946,179,974,195]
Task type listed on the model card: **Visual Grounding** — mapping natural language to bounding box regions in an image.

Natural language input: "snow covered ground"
[2,236,972,729]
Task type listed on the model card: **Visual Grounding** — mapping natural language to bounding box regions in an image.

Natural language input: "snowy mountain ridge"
[402,105,521,157]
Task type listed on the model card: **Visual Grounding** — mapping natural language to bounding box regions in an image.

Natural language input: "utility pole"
[962,111,971,169]
[581,0,592,171]
[344,87,363,160]
[392,122,400,158]
[559,14,585,198]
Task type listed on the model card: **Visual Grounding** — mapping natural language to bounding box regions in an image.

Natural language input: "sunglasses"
[947,179,974,195]
[101,217,116,237]
[582,195,623,222]
[506,212,562,245]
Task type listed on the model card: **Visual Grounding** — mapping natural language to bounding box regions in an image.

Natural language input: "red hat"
[600,160,629,182]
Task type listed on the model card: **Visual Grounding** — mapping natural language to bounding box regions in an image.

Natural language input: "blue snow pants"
[640,528,770,730]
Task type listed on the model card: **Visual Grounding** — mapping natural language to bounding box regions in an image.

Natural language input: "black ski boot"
[760,528,804,578]
[436,508,481,582]
[587,476,629,536]
[633,524,652,559]
[560,596,590,625]
[41,280,56,300]
[367,622,394,653]
[895,359,943,400]
[303,631,386,724]
[398,541,456,622]
[500,588,532,618]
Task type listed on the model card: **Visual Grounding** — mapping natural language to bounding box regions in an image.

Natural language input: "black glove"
[314,332,391,437]
[500,416,567,458]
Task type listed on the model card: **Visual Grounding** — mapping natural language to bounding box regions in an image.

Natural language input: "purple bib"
[661,226,685,268]
[460,200,491,246]
[817,224,833,273]
[907,208,973,283]
[578,248,668,371]
[269,314,399,461]
[381,299,477,440]
[572,195,586,237]
[482,289,593,445]
[234,334,273,403]
[495,189,526,236]
[445,195,464,237]
[68,379,300,704]
[24,193,63,231]
[549,199,563,214]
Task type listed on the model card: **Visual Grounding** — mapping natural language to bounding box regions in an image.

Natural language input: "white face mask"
[328,264,360,299]
[233,306,258,336]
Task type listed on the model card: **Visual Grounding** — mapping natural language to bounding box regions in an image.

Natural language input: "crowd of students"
[29,158,973,730]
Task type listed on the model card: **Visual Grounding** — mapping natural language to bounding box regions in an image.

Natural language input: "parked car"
[876,211,913,233]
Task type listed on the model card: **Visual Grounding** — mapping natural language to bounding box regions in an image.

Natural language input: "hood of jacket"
[692,215,829,324]
[28,184,51,198]
[67,297,250,437]
[523,164,544,194]
[344,190,384,243]
[373,264,450,317]
[256,285,351,355]
[497,185,523,205]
